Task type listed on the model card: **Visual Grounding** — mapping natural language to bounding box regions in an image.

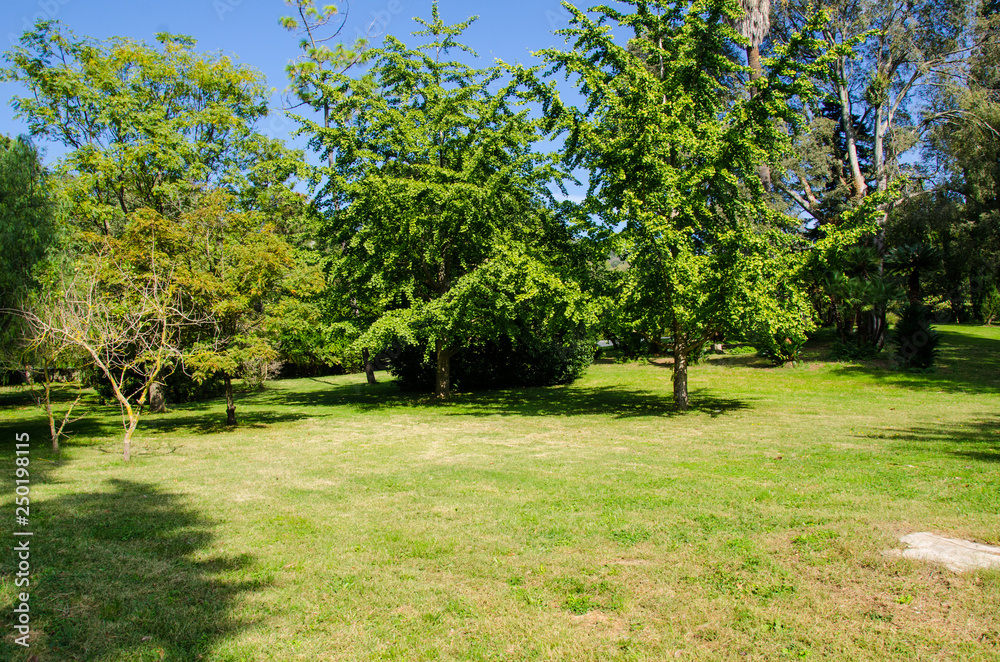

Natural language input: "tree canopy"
[292,2,593,399]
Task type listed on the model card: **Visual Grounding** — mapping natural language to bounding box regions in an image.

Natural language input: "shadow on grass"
[249,379,752,419]
[6,372,754,443]
[0,479,263,661]
[450,386,751,418]
[829,327,1000,395]
[700,354,775,369]
[870,415,1000,464]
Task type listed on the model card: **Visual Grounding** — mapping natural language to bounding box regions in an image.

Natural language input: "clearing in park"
[1,325,998,660]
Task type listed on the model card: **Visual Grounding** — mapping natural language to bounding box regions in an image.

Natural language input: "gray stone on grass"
[889,532,1000,573]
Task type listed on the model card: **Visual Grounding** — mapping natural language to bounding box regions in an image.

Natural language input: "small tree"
[180,191,295,426]
[8,293,86,453]
[891,303,941,370]
[15,212,195,460]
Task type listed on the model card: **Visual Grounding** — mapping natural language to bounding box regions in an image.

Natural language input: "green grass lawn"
[1,324,999,661]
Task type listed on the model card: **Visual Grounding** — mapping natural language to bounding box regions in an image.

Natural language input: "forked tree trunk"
[122,414,139,461]
[224,373,237,426]
[673,339,689,412]
[435,341,451,400]
[362,348,377,385]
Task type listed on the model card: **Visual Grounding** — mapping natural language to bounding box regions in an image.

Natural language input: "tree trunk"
[746,45,772,192]
[362,348,377,385]
[224,373,237,426]
[43,367,57,453]
[908,269,921,305]
[149,381,166,413]
[123,415,139,461]
[835,67,868,201]
[673,340,689,412]
[435,341,451,400]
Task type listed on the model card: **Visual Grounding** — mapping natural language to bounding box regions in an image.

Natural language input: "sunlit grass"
[1,324,998,660]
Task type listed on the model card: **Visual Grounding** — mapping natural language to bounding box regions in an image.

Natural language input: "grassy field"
[1,324,999,661]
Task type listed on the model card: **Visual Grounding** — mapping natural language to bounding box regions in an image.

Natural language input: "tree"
[293,2,593,398]
[0,135,78,451]
[281,0,379,383]
[180,191,295,426]
[0,135,56,312]
[10,284,87,453]
[0,134,57,367]
[15,212,196,461]
[2,21,283,235]
[885,242,942,305]
[731,0,774,189]
[772,0,976,222]
[919,1,1000,321]
[536,0,825,409]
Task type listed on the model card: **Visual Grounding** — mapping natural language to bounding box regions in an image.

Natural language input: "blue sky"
[1,0,590,165]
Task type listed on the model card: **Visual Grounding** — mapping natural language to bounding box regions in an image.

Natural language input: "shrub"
[831,339,883,361]
[984,288,1000,325]
[755,333,808,365]
[891,304,940,370]
[389,330,595,393]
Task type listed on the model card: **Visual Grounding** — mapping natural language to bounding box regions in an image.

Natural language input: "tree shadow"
[0,479,264,661]
[449,385,752,418]
[866,415,1000,464]
[6,372,754,443]
[829,327,1000,395]
[258,378,752,419]
[701,354,775,369]
[0,428,63,503]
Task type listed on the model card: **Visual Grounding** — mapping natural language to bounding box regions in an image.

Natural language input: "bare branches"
[9,234,205,460]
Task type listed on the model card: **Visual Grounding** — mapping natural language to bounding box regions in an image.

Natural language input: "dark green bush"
[831,339,883,361]
[755,333,807,364]
[891,304,940,370]
[389,330,595,393]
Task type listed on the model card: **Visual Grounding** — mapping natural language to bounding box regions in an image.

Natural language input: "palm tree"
[731,0,773,190]
[885,243,943,306]
[733,0,771,79]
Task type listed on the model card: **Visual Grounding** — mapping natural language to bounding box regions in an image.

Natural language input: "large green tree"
[2,20,289,235]
[919,1,1000,321]
[0,136,56,310]
[773,0,973,218]
[537,0,825,409]
[293,2,592,399]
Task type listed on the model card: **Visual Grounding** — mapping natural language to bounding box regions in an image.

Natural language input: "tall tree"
[767,0,978,349]
[2,21,284,234]
[281,0,380,383]
[294,2,592,399]
[3,23,300,454]
[537,0,826,409]
[732,0,774,189]
[0,135,57,343]
[773,0,975,219]
[920,0,1000,321]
